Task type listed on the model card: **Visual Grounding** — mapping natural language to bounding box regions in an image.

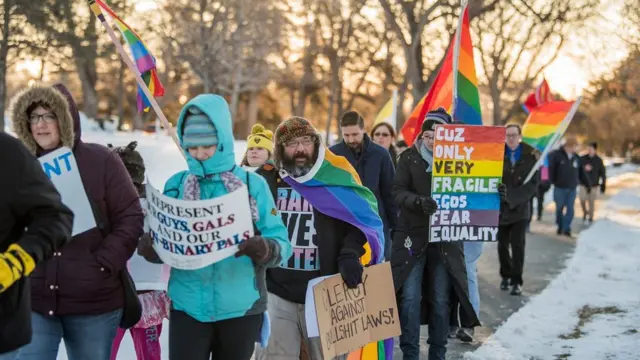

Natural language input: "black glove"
[337,253,363,289]
[235,236,272,264]
[137,233,163,264]
[498,183,507,202]
[418,196,438,215]
[586,186,592,194]
[600,185,605,194]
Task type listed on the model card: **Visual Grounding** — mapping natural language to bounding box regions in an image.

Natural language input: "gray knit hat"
[421,107,452,132]
[182,106,218,148]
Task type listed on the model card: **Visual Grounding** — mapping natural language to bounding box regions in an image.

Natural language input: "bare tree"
[0,0,45,131]
[165,0,282,125]
[475,0,599,125]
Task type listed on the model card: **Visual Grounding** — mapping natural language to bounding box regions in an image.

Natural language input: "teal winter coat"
[163,94,292,323]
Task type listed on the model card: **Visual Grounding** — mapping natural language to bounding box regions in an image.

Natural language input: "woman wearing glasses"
[370,122,399,168]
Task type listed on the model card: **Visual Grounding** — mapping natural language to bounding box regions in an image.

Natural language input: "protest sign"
[312,262,400,360]
[39,147,96,236]
[430,125,506,242]
[145,182,254,270]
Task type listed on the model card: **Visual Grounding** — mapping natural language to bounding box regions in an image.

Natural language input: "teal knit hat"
[182,106,218,149]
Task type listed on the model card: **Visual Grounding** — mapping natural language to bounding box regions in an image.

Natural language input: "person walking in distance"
[498,124,539,296]
[330,111,397,260]
[0,133,74,360]
[549,136,591,237]
[579,142,606,225]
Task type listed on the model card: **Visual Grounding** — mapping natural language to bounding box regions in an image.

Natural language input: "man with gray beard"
[254,117,367,360]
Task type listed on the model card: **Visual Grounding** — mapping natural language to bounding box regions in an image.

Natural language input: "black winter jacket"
[500,143,539,225]
[390,145,479,327]
[256,164,367,303]
[0,133,73,354]
[549,148,590,189]
[331,134,398,232]
[580,154,606,193]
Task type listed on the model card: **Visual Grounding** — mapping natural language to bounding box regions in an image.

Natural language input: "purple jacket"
[11,84,144,316]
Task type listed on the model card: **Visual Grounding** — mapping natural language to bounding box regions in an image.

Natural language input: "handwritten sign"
[38,147,96,236]
[430,125,506,242]
[311,263,400,360]
[146,182,254,270]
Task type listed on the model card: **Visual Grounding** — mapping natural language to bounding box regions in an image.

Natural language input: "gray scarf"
[417,139,433,173]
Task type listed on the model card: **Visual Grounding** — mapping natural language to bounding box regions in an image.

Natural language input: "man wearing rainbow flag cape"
[254,116,390,360]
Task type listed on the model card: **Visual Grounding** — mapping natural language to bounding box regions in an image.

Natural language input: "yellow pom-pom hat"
[247,124,274,153]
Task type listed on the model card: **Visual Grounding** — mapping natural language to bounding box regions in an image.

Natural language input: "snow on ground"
[465,173,640,360]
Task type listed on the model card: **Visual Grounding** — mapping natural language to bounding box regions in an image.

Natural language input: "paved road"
[392,196,598,359]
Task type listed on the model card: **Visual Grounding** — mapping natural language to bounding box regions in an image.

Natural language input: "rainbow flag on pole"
[401,3,481,145]
[521,98,583,184]
[279,145,390,359]
[91,0,165,112]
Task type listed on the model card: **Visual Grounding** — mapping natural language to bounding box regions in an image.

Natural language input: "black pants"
[497,220,527,286]
[169,310,263,360]
[449,293,474,328]
[536,185,550,218]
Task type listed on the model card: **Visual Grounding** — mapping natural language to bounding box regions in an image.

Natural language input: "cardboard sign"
[430,125,506,242]
[146,182,254,270]
[38,147,96,236]
[312,262,400,360]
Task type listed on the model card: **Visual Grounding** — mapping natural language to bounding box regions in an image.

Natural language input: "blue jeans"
[426,246,451,360]
[463,242,483,316]
[0,350,19,360]
[398,255,426,360]
[554,187,577,233]
[18,309,122,360]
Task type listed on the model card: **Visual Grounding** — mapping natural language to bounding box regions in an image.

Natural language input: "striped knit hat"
[182,106,218,149]
[421,107,452,132]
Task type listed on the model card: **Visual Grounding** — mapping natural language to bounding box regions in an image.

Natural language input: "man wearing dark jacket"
[579,142,606,224]
[498,124,539,296]
[331,110,397,260]
[549,136,590,237]
[391,108,480,360]
[255,116,366,360]
[0,133,73,358]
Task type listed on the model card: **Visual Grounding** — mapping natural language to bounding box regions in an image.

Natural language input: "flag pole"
[522,96,583,184]
[391,89,398,131]
[88,0,183,155]
[451,0,467,120]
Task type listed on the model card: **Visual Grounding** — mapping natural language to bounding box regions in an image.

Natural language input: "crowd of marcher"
[0,84,607,360]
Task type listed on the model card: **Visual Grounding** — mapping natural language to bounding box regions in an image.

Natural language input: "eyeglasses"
[374,132,390,137]
[285,137,314,149]
[28,113,57,125]
[421,133,435,141]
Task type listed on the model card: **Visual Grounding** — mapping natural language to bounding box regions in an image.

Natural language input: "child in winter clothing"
[241,123,274,171]
[138,94,292,360]
[108,141,170,360]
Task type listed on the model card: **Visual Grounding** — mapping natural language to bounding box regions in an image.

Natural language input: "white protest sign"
[39,147,96,236]
[146,182,255,270]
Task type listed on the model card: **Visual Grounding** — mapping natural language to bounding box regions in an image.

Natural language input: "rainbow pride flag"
[401,3,481,145]
[522,100,576,153]
[279,145,391,359]
[90,0,165,112]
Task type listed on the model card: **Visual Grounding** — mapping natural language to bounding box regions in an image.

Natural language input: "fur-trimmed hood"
[9,84,78,155]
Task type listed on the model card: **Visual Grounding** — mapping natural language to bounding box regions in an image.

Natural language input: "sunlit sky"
[14,0,631,101]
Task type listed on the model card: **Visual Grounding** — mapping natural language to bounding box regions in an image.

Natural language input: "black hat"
[108,141,145,186]
[421,107,452,133]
